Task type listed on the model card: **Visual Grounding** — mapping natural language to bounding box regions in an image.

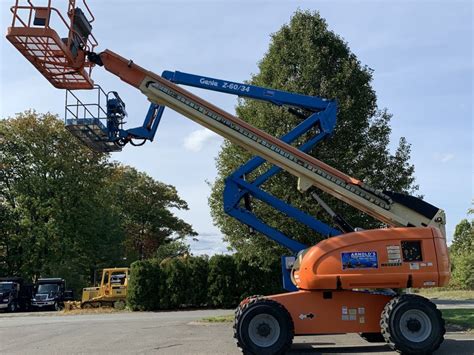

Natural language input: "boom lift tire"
[234,297,294,355]
[380,294,445,355]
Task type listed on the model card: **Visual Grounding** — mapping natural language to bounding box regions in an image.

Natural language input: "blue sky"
[1,0,472,254]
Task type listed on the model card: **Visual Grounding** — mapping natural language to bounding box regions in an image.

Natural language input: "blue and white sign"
[341,251,378,270]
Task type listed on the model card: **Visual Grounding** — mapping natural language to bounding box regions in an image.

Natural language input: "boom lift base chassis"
[235,291,445,354]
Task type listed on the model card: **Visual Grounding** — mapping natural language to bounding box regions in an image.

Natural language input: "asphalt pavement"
[0,306,473,355]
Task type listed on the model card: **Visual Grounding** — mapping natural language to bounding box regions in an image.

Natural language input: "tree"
[450,206,474,289]
[209,10,418,265]
[0,111,123,289]
[0,111,197,296]
[155,240,190,262]
[450,218,473,255]
[109,166,197,260]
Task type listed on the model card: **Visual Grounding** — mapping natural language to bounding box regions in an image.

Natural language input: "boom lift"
[6,2,450,354]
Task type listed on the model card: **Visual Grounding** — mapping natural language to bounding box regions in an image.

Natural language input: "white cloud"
[434,153,455,163]
[183,128,220,152]
[188,232,232,256]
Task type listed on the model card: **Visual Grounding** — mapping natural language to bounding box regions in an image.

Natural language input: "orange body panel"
[267,290,392,335]
[293,227,450,290]
[6,27,94,89]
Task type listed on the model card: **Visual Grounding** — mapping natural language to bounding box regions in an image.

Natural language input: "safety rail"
[7,0,98,89]
[10,0,98,55]
[65,86,123,152]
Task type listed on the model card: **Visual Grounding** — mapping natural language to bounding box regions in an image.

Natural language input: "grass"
[442,309,474,331]
[412,288,474,300]
[200,314,234,323]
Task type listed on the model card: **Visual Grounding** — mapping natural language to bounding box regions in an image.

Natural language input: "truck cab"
[31,278,72,311]
[0,277,33,312]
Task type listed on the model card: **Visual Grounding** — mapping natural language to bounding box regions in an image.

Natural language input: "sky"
[1,0,472,255]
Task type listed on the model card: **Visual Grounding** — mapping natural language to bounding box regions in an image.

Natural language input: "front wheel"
[234,297,294,355]
[381,294,445,355]
[8,301,17,313]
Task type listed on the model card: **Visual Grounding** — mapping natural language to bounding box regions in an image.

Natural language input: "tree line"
[0,111,196,295]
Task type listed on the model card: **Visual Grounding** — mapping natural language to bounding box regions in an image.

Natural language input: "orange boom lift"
[6,2,450,354]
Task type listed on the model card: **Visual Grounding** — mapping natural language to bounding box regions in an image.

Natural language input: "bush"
[160,258,189,309]
[235,256,282,300]
[207,255,238,308]
[127,259,162,311]
[186,256,209,306]
[127,254,283,310]
[451,252,474,289]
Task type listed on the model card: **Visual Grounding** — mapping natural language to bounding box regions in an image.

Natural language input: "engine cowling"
[292,227,450,290]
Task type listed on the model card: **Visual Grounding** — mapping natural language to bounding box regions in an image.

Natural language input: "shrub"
[127,254,283,310]
[235,256,282,299]
[160,257,189,309]
[186,256,209,307]
[127,259,162,311]
[207,255,238,308]
[451,252,474,289]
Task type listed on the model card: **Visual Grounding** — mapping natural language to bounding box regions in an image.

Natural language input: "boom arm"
[89,49,446,236]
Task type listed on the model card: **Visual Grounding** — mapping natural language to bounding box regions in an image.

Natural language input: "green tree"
[450,206,474,289]
[450,218,474,255]
[155,240,190,262]
[109,166,197,260]
[0,111,196,297]
[209,10,418,265]
[0,111,123,288]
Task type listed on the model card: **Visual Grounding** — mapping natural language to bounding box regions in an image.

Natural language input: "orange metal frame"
[6,0,98,89]
[267,290,392,335]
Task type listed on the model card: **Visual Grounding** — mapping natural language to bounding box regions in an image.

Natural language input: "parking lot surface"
[0,310,473,354]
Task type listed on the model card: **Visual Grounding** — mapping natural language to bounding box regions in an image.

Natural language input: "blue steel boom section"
[66,71,343,290]
[148,71,342,291]
[157,71,342,250]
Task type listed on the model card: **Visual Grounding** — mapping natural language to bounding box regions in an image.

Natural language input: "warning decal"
[341,251,378,270]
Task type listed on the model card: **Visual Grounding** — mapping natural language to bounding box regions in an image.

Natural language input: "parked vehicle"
[82,268,129,308]
[0,277,33,312]
[31,278,73,311]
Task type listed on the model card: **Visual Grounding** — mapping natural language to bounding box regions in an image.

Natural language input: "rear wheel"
[234,297,294,355]
[381,294,445,355]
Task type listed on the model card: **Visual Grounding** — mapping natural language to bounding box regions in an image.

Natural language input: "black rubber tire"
[8,301,17,313]
[234,297,294,355]
[380,294,445,355]
[360,332,386,343]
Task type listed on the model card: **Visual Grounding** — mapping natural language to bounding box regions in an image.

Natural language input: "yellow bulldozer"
[81,268,129,308]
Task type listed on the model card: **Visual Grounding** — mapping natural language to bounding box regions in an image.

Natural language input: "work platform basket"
[65,86,124,153]
[6,0,98,90]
